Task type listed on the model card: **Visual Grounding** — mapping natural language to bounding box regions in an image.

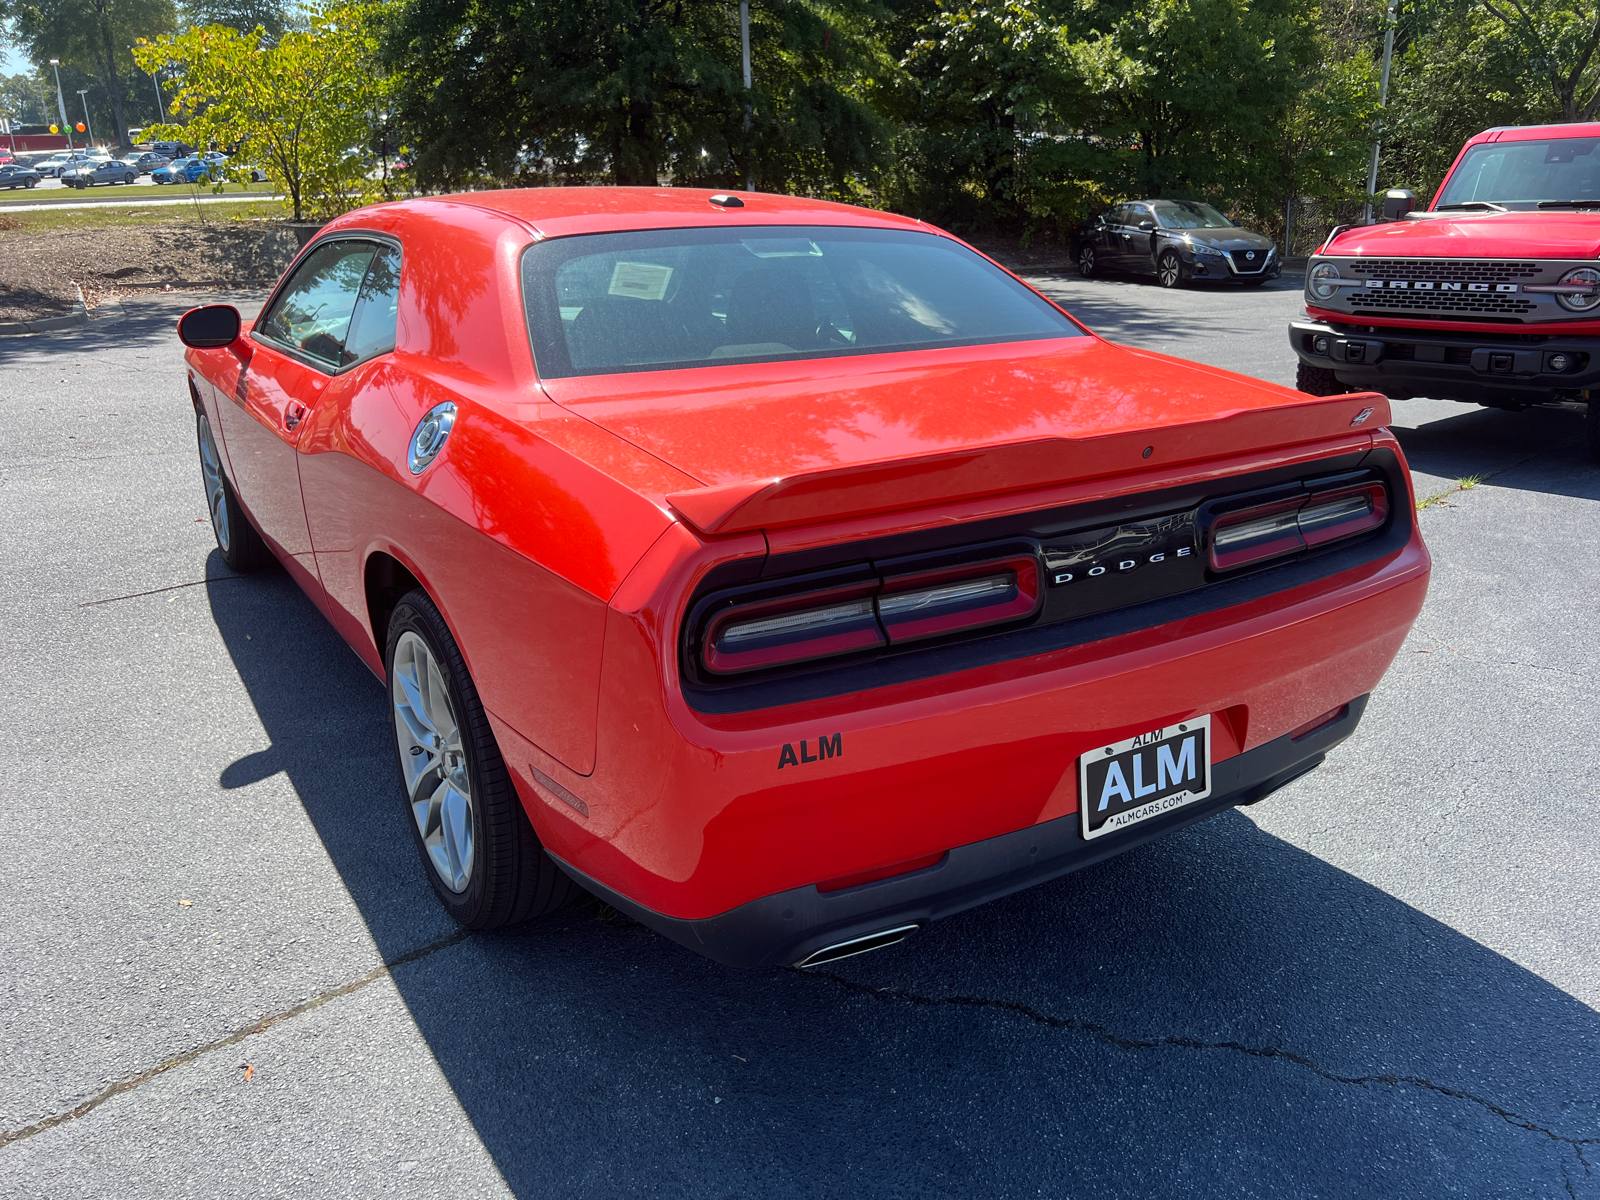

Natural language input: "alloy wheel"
[1158,252,1182,288]
[197,412,231,552]
[1079,246,1096,278]
[391,631,476,893]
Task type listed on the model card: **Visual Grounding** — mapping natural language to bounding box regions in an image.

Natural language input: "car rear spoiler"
[666,391,1389,536]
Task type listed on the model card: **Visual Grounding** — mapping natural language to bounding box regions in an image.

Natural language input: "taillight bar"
[705,583,884,674]
[1209,480,1389,572]
[877,555,1040,644]
[701,553,1043,675]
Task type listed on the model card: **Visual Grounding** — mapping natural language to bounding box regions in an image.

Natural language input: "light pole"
[49,59,73,153]
[76,89,95,147]
[1364,0,1399,222]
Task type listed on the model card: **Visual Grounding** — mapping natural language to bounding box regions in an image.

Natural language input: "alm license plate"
[1079,715,1212,841]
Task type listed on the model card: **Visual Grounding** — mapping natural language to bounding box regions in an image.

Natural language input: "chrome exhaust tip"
[794,924,919,969]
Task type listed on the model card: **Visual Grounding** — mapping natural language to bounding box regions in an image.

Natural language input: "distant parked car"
[0,163,41,189]
[152,140,194,158]
[62,159,139,188]
[35,152,91,178]
[130,152,170,175]
[153,157,212,184]
[1071,199,1281,288]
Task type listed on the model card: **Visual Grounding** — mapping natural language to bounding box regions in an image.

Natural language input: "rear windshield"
[520,225,1081,378]
[1436,137,1600,208]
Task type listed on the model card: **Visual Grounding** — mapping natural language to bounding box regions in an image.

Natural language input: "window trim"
[251,231,403,376]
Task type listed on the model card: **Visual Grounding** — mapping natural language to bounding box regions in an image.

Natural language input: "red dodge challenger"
[178,188,1430,968]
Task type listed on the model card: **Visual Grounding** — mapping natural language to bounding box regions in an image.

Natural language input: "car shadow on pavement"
[208,560,1600,1200]
[1389,402,1599,501]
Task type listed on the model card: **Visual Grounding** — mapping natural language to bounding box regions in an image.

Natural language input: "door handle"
[284,402,306,430]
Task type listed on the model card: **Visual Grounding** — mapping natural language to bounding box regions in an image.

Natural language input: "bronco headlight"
[1556,266,1600,312]
[1308,261,1342,300]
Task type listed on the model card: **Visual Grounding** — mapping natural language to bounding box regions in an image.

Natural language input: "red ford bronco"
[1291,121,1600,461]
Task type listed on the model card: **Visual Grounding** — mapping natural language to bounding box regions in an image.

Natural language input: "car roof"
[1470,121,1600,144]
[429,186,929,239]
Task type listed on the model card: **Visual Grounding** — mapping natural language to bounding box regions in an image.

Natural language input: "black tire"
[1296,361,1345,396]
[1157,250,1185,288]
[1587,399,1600,464]
[1078,244,1097,278]
[386,589,578,930]
[196,409,274,572]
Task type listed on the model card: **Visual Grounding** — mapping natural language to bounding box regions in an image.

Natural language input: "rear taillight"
[1209,481,1388,572]
[704,584,884,674]
[877,556,1040,644]
[700,553,1042,675]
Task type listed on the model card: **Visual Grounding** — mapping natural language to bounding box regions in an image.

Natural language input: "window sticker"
[608,261,674,301]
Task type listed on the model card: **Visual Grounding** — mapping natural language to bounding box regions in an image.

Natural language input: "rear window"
[520,225,1081,378]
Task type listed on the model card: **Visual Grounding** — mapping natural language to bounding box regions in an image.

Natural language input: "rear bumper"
[1290,316,1600,404]
[554,697,1367,968]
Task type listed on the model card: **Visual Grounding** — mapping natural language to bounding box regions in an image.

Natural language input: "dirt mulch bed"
[0,221,303,322]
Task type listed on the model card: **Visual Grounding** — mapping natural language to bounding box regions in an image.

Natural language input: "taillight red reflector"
[878,555,1041,644]
[817,852,946,894]
[704,586,884,675]
[1210,482,1388,571]
[1290,703,1350,740]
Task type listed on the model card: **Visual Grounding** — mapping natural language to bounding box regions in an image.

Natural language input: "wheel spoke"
[392,629,476,895]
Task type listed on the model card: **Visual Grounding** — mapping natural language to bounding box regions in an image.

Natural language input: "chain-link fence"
[1281,197,1369,259]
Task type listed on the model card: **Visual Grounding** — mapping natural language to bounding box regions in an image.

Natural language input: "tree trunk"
[96,3,131,148]
[614,99,656,185]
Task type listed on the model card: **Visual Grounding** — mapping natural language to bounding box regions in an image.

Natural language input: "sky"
[3,47,30,77]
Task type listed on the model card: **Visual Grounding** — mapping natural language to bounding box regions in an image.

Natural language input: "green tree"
[381,0,893,194]
[176,0,289,37]
[1,0,175,147]
[0,69,50,123]
[135,2,389,218]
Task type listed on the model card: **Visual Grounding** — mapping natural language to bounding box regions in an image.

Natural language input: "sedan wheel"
[1078,245,1097,278]
[1157,250,1184,289]
[386,590,576,928]
[196,409,272,571]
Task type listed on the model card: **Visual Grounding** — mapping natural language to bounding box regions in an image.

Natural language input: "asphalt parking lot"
[2,271,1597,1198]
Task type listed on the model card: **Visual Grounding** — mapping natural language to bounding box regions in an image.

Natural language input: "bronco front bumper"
[1290,316,1600,404]
[554,698,1368,968]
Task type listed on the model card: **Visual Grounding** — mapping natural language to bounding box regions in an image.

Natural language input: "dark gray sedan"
[0,163,41,189]
[62,159,139,189]
[1073,200,1280,288]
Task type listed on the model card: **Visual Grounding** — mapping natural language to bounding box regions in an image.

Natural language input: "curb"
[0,304,88,336]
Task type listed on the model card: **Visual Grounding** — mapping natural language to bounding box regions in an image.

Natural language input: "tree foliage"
[135,2,389,219]
[0,69,49,123]
[176,0,291,38]
[1,0,175,146]
[382,0,894,195]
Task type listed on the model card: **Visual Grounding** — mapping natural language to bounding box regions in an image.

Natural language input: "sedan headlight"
[1191,242,1225,258]
[1308,261,1342,300]
[1556,266,1600,312]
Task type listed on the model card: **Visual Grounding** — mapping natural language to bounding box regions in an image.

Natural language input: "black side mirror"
[1381,188,1416,220]
[177,304,241,349]
[1138,220,1156,231]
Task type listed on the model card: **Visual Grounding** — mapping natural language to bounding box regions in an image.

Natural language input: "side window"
[342,243,403,364]
[1130,204,1154,227]
[257,240,378,368]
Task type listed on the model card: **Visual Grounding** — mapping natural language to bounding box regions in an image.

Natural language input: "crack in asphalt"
[1411,631,1600,686]
[79,575,246,607]
[0,930,471,1152]
[797,967,1600,1166]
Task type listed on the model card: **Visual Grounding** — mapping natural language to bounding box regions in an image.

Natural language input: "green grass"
[0,200,286,233]
[1416,474,1486,510]
[0,181,277,208]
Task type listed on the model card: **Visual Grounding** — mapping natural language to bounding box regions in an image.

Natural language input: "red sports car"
[178,188,1430,968]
